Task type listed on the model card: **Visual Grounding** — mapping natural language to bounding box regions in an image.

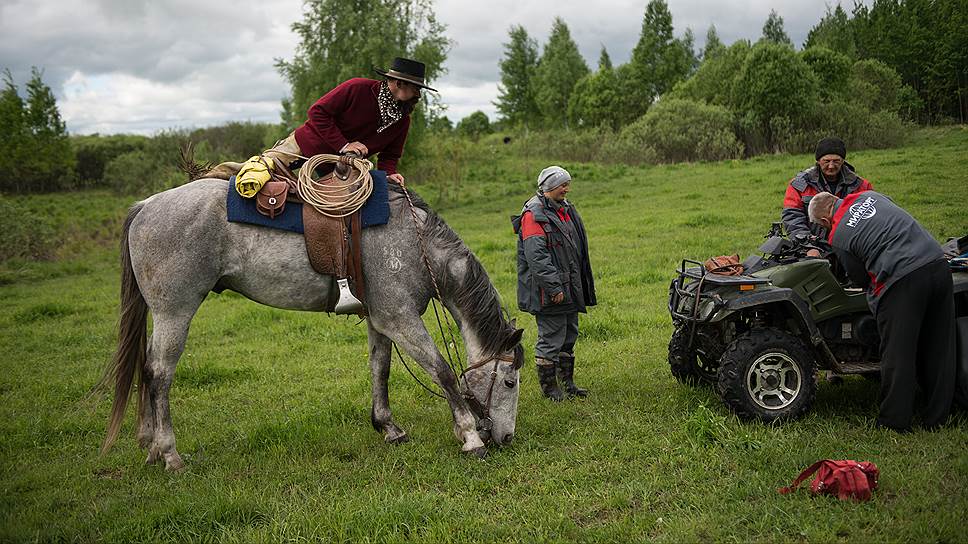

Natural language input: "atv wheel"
[669,325,719,386]
[717,328,817,422]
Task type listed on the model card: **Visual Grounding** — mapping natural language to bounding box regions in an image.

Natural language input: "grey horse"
[99,179,525,471]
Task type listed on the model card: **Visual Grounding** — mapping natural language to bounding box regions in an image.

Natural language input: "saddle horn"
[334,278,364,315]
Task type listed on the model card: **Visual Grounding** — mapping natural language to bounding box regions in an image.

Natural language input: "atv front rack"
[668,259,770,323]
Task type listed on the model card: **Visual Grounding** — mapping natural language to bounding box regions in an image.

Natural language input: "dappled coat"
[512,194,596,315]
[782,163,873,238]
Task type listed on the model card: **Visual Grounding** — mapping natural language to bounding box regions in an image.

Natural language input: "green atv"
[667,224,968,422]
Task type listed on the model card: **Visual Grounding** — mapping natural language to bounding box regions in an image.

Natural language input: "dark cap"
[815,137,846,160]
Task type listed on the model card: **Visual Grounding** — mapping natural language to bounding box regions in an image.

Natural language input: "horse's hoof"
[145,450,162,465]
[164,453,186,472]
[385,431,410,445]
[463,446,487,459]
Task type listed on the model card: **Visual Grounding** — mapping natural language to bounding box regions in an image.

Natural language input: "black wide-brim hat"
[373,57,438,92]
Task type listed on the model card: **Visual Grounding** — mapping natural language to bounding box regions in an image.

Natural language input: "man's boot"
[536,358,564,401]
[557,353,588,398]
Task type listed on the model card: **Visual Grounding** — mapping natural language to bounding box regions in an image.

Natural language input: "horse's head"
[460,327,525,447]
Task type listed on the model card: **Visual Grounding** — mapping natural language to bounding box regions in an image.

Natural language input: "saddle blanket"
[226,170,390,232]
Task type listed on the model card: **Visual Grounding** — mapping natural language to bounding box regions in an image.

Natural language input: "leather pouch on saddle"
[256,181,289,219]
[704,254,744,276]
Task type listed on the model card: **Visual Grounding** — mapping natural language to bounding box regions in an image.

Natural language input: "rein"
[393,184,513,432]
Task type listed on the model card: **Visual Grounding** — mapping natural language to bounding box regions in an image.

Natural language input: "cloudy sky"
[1,0,852,135]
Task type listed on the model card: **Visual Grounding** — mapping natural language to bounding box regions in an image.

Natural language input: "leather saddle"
[256,159,367,316]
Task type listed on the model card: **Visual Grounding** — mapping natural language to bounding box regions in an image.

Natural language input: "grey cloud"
[2,0,869,133]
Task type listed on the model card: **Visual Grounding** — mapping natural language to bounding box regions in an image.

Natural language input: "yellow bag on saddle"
[235,155,275,198]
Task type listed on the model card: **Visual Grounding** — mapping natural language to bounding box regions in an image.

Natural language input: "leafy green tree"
[598,46,613,71]
[495,25,541,128]
[456,110,491,139]
[801,46,853,100]
[671,40,751,107]
[428,115,453,133]
[626,0,695,115]
[804,4,857,58]
[0,68,74,192]
[850,58,908,113]
[851,0,968,123]
[0,71,27,184]
[532,17,589,128]
[733,42,820,152]
[276,0,450,133]
[761,9,793,47]
[567,53,623,130]
[702,25,726,60]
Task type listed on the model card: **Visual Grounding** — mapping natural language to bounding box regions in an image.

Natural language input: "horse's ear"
[505,328,524,350]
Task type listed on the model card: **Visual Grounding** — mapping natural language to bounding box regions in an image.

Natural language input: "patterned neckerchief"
[377,81,405,133]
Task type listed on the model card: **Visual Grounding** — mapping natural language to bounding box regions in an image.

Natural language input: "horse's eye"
[504,379,517,388]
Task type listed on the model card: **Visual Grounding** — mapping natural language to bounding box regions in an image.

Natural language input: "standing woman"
[207,57,437,185]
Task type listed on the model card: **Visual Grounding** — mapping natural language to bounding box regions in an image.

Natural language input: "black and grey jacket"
[782,163,872,238]
[828,190,944,312]
[511,194,597,315]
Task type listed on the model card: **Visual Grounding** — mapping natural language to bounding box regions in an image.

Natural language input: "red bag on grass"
[779,460,879,502]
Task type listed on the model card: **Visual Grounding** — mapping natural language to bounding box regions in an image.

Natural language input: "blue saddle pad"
[226,170,391,232]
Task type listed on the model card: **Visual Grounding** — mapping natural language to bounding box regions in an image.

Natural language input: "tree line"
[477,0,965,160]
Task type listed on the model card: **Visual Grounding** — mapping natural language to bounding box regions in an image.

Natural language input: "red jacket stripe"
[827,192,864,243]
[520,211,545,240]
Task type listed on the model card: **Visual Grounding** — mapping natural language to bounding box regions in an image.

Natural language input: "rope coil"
[296,153,374,218]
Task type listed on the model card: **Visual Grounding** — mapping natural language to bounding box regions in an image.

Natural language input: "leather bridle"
[459,353,520,435]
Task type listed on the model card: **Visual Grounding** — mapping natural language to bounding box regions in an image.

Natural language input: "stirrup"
[334,278,363,315]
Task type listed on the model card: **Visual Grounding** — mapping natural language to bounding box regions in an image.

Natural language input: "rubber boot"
[536,358,564,401]
[557,353,588,398]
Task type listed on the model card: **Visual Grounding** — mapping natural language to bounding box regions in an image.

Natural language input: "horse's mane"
[389,185,513,358]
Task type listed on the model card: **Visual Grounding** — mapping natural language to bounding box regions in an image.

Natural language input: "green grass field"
[2,127,967,542]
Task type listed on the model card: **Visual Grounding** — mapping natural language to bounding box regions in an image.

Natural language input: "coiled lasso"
[296,153,374,218]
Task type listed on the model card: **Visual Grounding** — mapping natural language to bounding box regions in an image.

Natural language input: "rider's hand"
[551,291,565,304]
[387,173,405,186]
[806,249,821,258]
[342,141,369,156]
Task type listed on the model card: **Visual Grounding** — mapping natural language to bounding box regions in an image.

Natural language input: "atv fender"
[714,287,842,370]
[715,288,824,346]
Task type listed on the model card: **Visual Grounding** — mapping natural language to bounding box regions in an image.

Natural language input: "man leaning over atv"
[808,191,955,432]
[782,137,873,257]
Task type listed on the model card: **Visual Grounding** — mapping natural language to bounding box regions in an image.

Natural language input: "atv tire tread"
[717,327,818,422]
[669,325,715,386]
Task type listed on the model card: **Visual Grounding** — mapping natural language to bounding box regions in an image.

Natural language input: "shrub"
[103,149,184,195]
[801,46,852,100]
[670,40,752,107]
[850,58,906,113]
[456,111,492,140]
[72,134,149,187]
[188,122,283,164]
[616,98,744,163]
[0,195,56,261]
[733,42,820,153]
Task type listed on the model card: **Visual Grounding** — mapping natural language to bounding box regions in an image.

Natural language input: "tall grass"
[0,126,965,542]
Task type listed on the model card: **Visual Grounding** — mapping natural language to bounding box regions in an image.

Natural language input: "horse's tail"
[97,202,149,455]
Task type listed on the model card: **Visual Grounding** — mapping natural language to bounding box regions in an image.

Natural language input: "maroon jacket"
[293,78,409,174]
